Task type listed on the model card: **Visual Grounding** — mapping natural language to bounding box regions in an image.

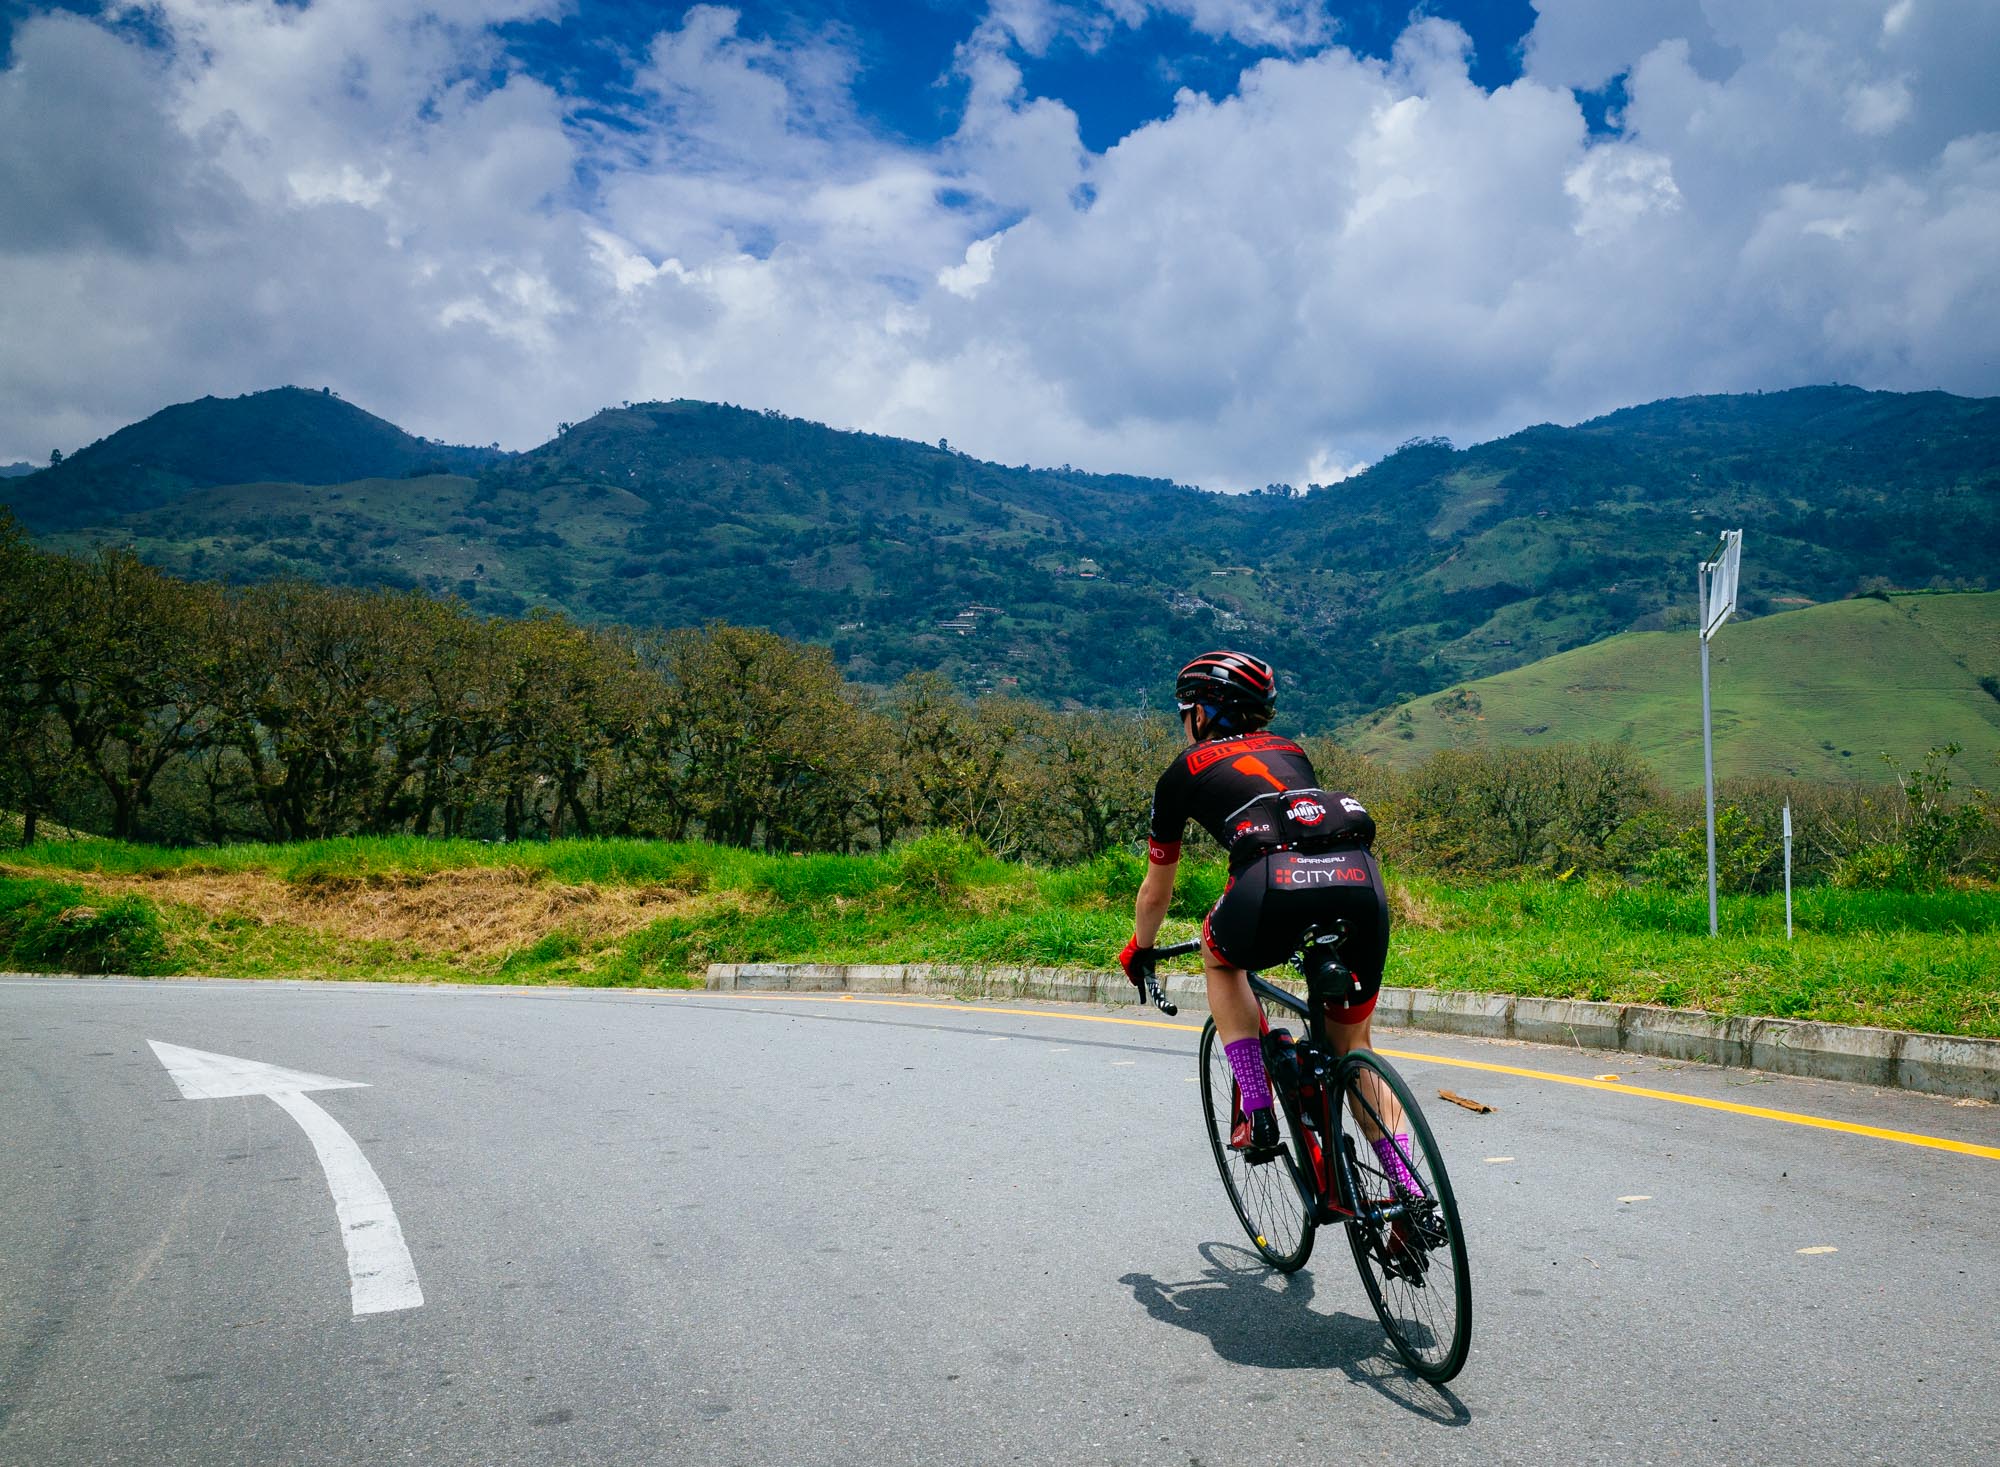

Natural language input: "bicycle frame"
[1245,973,1342,1220]
[1163,933,1473,1382]
[1152,933,1417,1230]
[1247,971,1419,1233]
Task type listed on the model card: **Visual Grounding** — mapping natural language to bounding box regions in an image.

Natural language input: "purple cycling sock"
[1223,1037,1272,1112]
[1373,1133,1424,1197]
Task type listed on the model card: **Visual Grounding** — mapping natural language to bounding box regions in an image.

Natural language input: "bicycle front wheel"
[1336,1048,1472,1383]
[1198,1017,1314,1272]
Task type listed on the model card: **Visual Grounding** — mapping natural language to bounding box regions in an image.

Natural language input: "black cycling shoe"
[1231,1107,1282,1164]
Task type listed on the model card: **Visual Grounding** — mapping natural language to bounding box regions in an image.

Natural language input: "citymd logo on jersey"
[1287,797,1327,825]
[1273,863,1370,886]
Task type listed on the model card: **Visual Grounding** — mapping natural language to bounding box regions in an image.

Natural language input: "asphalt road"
[2,975,1996,1466]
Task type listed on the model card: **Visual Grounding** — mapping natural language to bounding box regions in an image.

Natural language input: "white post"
[1783,802,1793,941]
[1696,531,1741,941]
[1701,562,1718,938]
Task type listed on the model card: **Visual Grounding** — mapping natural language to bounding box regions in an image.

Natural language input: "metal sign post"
[1698,530,1742,938]
[1783,801,1793,941]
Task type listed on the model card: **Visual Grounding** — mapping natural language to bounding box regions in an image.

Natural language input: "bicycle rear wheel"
[1198,1016,1314,1272]
[1335,1048,1472,1383]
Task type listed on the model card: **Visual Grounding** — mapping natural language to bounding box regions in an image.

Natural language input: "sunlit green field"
[1344,591,2000,788]
[5,834,1996,1038]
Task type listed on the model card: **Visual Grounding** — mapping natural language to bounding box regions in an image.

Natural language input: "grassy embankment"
[1343,591,2000,788]
[3,834,1996,1038]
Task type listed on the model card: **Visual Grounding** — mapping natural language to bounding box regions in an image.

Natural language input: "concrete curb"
[705,962,2000,1103]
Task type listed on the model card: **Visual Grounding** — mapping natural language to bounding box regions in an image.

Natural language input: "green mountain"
[1265,386,2000,683]
[1342,591,2000,787]
[4,386,508,531]
[10,385,1998,730]
[0,462,36,479]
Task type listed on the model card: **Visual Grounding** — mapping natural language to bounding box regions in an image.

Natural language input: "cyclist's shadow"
[1120,1241,1469,1425]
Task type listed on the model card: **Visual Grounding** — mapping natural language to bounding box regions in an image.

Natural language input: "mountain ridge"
[8,383,1997,729]
[6,386,510,531]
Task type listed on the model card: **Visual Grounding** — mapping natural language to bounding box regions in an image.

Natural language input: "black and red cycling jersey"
[1147,731,1376,871]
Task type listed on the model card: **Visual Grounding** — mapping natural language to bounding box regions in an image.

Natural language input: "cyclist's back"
[1147,728,1374,872]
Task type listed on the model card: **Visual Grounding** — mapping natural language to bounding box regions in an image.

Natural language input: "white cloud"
[981,0,1333,58]
[0,0,1996,490]
[1564,145,1682,238]
[1845,75,1913,135]
[1148,1,1334,52]
[939,234,1002,297]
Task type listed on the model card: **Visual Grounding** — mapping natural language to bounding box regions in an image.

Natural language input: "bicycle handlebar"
[1132,938,1200,1016]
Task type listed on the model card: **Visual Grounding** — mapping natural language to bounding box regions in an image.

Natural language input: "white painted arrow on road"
[149,1040,424,1317]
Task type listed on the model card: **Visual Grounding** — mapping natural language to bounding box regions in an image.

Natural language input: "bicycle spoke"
[1337,1049,1472,1383]
[1198,1016,1314,1273]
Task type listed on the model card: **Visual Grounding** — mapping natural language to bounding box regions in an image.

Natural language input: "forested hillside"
[6,523,1993,898]
[8,385,1997,728]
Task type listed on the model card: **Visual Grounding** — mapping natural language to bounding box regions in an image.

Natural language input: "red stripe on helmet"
[1180,650,1274,691]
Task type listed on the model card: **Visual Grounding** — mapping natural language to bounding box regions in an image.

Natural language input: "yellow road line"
[693,990,2000,1162]
[1370,1046,2000,1162]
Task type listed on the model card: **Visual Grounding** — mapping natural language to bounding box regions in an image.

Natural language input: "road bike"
[1135,930,1472,1383]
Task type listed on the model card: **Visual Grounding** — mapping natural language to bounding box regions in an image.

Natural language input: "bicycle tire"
[1198,1016,1315,1272]
[1335,1048,1472,1383]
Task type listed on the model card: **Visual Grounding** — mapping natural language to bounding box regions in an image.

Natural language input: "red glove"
[1119,935,1154,987]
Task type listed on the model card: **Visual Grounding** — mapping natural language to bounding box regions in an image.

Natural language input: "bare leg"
[1328,1012,1406,1142]
[1202,934,1263,1047]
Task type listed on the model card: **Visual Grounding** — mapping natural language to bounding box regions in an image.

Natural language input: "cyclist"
[1118,650,1418,1194]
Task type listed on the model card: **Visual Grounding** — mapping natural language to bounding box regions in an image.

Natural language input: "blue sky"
[1,1,1996,486]
[478,1,1545,152]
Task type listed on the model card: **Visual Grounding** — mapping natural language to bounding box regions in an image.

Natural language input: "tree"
[0,515,86,843]
[886,674,1044,854]
[485,613,649,840]
[1026,708,1178,863]
[206,583,436,839]
[29,549,218,839]
[650,624,873,850]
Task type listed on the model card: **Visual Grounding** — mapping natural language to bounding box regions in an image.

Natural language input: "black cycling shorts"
[1201,848,1391,1022]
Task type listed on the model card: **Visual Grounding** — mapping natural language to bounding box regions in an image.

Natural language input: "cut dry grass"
[1386,879,1450,931]
[0,860,713,978]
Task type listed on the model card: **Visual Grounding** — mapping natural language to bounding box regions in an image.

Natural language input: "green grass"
[1386,875,2000,1038]
[2,836,1995,1037]
[1342,591,2000,788]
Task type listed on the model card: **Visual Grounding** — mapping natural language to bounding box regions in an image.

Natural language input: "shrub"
[0,879,167,974]
[1633,842,1703,890]
[890,831,993,901]
[1394,742,1660,877]
[1828,745,1995,890]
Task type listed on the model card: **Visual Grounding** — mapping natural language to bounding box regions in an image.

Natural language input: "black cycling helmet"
[1175,649,1276,730]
